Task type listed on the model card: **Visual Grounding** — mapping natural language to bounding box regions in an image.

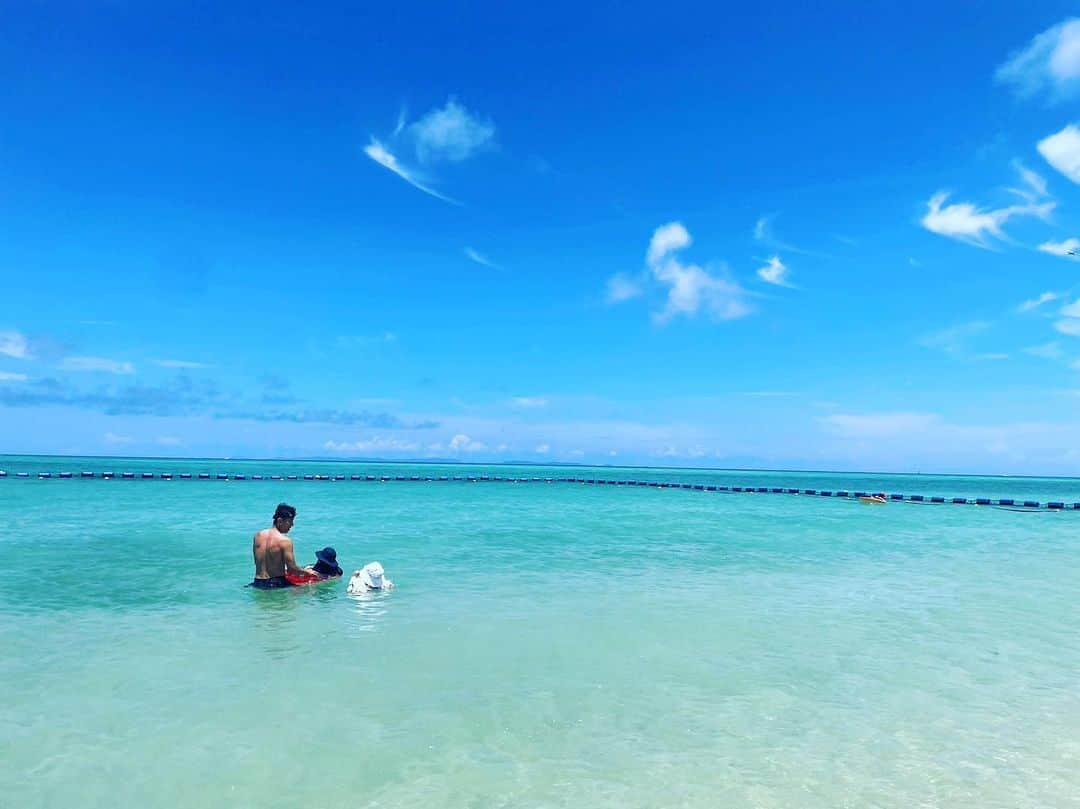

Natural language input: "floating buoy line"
[2,469,1076,511]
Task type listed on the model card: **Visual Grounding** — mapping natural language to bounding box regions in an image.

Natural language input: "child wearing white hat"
[347,561,394,594]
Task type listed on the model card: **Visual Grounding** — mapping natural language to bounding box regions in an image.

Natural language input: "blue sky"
[3,2,1080,473]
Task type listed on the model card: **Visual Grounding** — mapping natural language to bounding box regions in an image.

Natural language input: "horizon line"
[1,452,1077,481]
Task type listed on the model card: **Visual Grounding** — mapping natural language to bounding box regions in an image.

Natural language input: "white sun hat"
[347,561,393,593]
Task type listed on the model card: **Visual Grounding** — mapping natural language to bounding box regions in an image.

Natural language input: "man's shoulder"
[254,527,286,545]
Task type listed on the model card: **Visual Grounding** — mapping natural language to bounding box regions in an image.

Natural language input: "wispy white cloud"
[1024,341,1064,359]
[60,356,135,374]
[156,436,182,447]
[1038,237,1080,259]
[1054,318,1080,336]
[448,433,486,452]
[646,222,751,323]
[919,321,991,356]
[1019,290,1063,312]
[104,431,135,445]
[511,396,548,408]
[1061,299,1080,318]
[920,191,1054,248]
[1073,359,1080,371]
[425,434,487,453]
[349,397,400,407]
[753,216,769,242]
[975,352,1010,361]
[756,255,792,287]
[336,332,397,349]
[365,99,493,205]
[464,247,500,269]
[648,222,692,265]
[0,371,27,382]
[752,214,821,256]
[1010,161,1050,200]
[325,437,420,453]
[604,273,644,304]
[820,411,942,439]
[535,443,550,454]
[653,444,711,459]
[154,359,213,369]
[409,98,494,164]
[0,330,31,360]
[996,18,1080,100]
[816,407,1080,471]
[363,138,460,204]
[1038,125,1080,184]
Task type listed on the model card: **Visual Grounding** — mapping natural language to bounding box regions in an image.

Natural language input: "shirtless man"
[251,503,314,589]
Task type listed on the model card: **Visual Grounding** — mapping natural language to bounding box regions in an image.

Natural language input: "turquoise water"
[3,456,1080,808]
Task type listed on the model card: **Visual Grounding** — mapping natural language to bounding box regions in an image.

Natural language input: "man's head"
[273,503,296,530]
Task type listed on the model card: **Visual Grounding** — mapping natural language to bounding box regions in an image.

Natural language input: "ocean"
[3,455,1079,808]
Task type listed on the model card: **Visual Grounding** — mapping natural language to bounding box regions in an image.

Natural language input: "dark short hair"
[273,503,296,521]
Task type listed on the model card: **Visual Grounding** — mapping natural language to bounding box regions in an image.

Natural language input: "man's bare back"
[252,503,311,588]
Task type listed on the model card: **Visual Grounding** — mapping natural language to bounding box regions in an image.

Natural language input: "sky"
[2,1,1080,474]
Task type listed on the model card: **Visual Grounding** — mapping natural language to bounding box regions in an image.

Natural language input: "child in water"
[309,546,343,579]
[347,561,394,593]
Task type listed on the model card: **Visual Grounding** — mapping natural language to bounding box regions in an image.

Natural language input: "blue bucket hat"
[315,547,338,567]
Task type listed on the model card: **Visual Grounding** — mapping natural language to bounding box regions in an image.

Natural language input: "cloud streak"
[919,321,991,356]
[1038,238,1080,259]
[511,396,548,408]
[60,356,135,375]
[325,437,421,453]
[605,273,643,303]
[154,359,214,369]
[0,376,222,416]
[0,374,436,428]
[753,215,830,258]
[1010,162,1050,200]
[1024,341,1063,359]
[1019,291,1062,312]
[1054,318,1080,336]
[218,407,436,429]
[363,139,460,205]
[820,411,942,439]
[464,247,500,269]
[920,191,1054,248]
[996,18,1080,101]
[364,98,495,205]
[0,330,31,360]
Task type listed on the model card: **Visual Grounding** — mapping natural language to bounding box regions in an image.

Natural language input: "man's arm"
[281,539,314,575]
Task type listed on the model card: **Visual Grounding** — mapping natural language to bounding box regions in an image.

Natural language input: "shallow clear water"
[3,457,1079,808]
